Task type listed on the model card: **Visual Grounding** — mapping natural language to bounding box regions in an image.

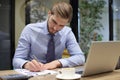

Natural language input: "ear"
[48,11,52,18]
[48,10,52,15]
[48,10,52,18]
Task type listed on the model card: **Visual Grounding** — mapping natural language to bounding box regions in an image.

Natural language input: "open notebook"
[76,41,120,77]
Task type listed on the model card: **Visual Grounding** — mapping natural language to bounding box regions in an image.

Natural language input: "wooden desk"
[0,69,120,80]
[0,70,18,76]
[81,70,120,80]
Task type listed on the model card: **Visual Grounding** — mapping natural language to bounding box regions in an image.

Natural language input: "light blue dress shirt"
[13,20,85,69]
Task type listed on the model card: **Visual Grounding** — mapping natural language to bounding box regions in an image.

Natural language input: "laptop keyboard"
[75,67,84,74]
[76,70,83,74]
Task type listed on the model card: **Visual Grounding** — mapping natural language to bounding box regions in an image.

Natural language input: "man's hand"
[23,59,44,72]
[42,60,62,70]
[23,60,62,71]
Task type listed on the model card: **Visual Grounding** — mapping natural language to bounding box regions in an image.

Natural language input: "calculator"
[0,74,32,80]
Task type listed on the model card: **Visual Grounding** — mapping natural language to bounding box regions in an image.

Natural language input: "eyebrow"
[51,18,65,27]
[52,18,57,24]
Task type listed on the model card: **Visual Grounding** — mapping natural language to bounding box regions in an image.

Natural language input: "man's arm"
[13,26,31,69]
[59,30,85,67]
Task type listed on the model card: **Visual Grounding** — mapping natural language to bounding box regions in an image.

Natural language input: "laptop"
[76,41,120,77]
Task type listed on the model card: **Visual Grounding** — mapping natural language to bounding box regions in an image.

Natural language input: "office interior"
[0,0,120,70]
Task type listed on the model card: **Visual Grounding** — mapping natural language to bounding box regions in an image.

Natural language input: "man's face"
[48,14,69,34]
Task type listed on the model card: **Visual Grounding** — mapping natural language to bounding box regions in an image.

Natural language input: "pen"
[32,55,39,62]
[32,55,44,71]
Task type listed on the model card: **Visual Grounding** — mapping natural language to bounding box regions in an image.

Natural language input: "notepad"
[15,69,58,77]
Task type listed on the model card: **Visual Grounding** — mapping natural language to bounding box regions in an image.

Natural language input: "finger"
[31,60,42,71]
[38,62,44,67]
[28,61,38,71]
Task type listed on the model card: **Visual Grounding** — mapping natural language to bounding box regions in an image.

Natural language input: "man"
[13,2,85,72]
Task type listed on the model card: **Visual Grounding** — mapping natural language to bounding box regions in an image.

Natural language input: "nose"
[53,26,59,31]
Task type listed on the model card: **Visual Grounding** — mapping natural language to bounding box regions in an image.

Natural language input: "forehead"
[51,14,69,25]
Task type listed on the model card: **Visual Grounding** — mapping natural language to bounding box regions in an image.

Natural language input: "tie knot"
[49,34,54,38]
[50,34,54,36]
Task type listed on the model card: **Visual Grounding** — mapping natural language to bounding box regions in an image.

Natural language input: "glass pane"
[78,0,109,55]
[0,0,11,69]
[113,0,120,40]
[25,0,69,23]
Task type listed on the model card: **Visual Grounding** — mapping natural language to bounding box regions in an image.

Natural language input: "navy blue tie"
[46,34,55,63]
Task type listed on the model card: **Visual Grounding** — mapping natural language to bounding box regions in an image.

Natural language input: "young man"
[13,2,85,72]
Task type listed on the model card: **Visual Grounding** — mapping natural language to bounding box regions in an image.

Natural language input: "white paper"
[15,69,58,76]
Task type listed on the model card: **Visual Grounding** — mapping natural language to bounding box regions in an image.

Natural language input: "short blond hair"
[50,2,73,22]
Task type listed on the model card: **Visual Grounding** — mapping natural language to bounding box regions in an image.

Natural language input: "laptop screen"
[77,41,120,77]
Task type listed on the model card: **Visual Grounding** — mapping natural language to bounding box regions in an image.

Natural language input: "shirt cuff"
[58,59,69,67]
[20,61,29,69]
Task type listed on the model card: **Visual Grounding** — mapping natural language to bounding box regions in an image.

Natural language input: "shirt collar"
[44,20,62,37]
[44,20,49,35]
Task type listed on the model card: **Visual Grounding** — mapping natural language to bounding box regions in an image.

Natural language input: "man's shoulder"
[26,21,46,28]
[22,21,47,34]
[58,26,72,36]
[61,26,72,33]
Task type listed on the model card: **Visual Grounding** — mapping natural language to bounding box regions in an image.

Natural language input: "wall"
[15,0,25,47]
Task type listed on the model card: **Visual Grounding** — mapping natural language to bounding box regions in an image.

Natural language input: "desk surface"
[0,69,120,80]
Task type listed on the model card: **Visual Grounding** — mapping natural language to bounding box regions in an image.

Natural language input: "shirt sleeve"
[13,26,31,69]
[59,30,85,67]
